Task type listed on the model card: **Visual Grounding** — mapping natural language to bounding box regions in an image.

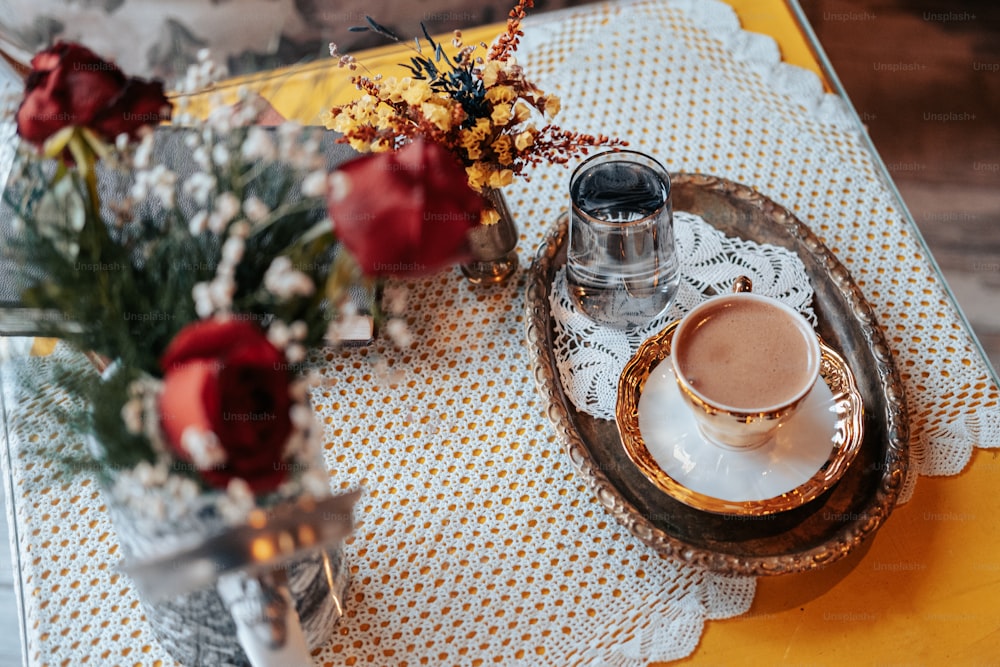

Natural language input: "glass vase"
[87,363,355,667]
[460,188,520,285]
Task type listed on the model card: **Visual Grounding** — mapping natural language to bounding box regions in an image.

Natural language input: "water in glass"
[568,154,679,329]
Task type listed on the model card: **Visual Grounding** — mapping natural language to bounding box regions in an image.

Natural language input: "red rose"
[16,42,171,149]
[158,319,292,494]
[327,140,482,277]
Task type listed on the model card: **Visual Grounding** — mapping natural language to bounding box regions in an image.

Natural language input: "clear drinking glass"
[567,150,680,329]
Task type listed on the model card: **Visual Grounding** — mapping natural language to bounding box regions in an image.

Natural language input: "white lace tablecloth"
[2,1,999,666]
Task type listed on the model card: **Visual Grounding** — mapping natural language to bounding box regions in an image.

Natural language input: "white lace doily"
[550,211,815,421]
[514,0,999,487]
[2,2,999,667]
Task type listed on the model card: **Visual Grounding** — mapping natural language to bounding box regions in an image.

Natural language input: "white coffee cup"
[669,278,821,448]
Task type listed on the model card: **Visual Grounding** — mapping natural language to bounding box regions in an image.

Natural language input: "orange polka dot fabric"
[2,2,998,666]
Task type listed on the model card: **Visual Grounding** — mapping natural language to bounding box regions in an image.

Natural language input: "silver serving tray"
[524,173,910,576]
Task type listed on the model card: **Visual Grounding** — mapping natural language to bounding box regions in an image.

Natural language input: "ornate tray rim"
[617,322,865,516]
[524,172,910,576]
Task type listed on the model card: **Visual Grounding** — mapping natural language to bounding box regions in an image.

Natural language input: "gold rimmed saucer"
[616,321,865,516]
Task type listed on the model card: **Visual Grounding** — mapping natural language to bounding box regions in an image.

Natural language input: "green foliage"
[3,126,341,376]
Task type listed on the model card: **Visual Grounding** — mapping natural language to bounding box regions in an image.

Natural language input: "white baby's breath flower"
[328,171,352,202]
[133,460,168,488]
[134,132,155,169]
[121,398,144,434]
[115,133,130,152]
[289,320,308,341]
[219,478,255,524]
[228,220,250,239]
[243,195,270,223]
[214,261,235,279]
[383,285,409,315]
[199,59,215,83]
[180,426,226,469]
[266,255,292,275]
[221,236,245,265]
[175,477,200,503]
[288,378,311,403]
[183,172,216,205]
[208,275,235,310]
[286,343,306,364]
[215,192,240,220]
[192,145,211,171]
[263,256,315,299]
[178,68,199,95]
[277,121,302,143]
[298,468,326,498]
[132,164,178,208]
[289,274,315,298]
[193,282,215,318]
[207,103,234,134]
[209,192,241,233]
[277,121,303,161]
[301,171,328,198]
[385,318,414,348]
[267,320,291,349]
[130,174,149,201]
[234,101,261,127]
[290,403,313,431]
[188,210,209,235]
[211,143,230,166]
[150,168,178,208]
[294,137,324,171]
[242,126,276,161]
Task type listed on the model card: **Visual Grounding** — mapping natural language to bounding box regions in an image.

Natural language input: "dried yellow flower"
[481,61,503,88]
[465,162,491,191]
[514,129,535,152]
[421,100,453,131]
[326,2,626,225]
[485,85,517,104]
[487,169,514,188]
[512,102,532,124]
[543,95,561,118]
[401,79,433,106]
[492,135,514,165]
[480,207,501,225]
[347,137,371,153]
[491,104,513,127]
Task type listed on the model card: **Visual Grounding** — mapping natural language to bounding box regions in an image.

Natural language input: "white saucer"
[637,360,838,503]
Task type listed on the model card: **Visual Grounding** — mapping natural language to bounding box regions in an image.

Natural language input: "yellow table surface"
[182,0,827,124]
[185,1,999,663]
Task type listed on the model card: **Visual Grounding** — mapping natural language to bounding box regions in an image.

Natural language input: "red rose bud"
[326,140,482,277]
[159,318,293,494]
[15,42,171,149]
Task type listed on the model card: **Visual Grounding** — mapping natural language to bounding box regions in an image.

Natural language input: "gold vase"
[461,188,519,285]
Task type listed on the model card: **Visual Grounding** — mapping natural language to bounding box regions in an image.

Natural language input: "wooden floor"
[1,1,998,665]
[801,0,1000,371]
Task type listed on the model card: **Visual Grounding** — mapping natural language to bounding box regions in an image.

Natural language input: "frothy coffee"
[673,298,815,409]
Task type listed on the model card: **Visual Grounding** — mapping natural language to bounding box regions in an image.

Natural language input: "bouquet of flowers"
[4,41,483,514]
[3,37,494,664]
[325,0,625,225]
